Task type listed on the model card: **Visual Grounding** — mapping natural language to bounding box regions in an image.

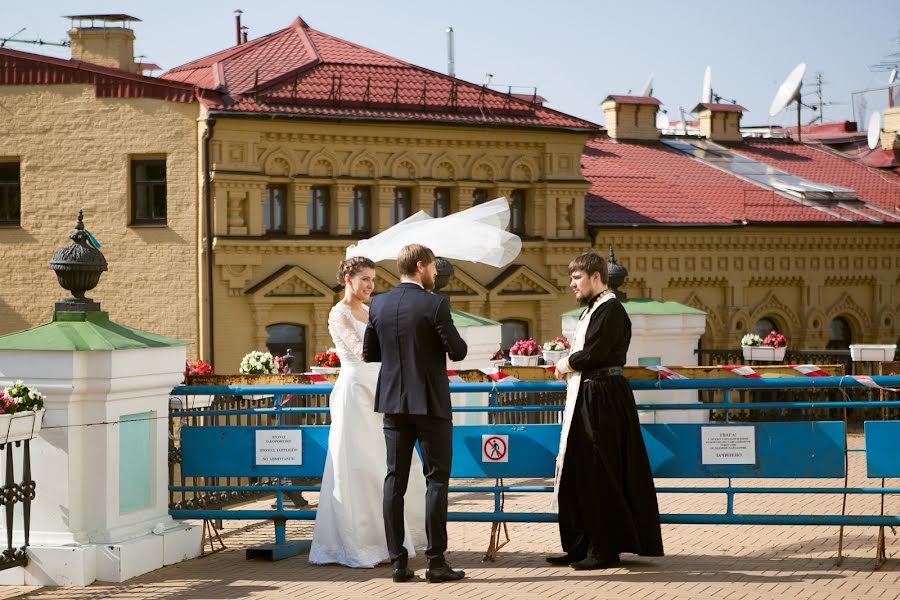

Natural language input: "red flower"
[314,350,341,368]
[185,359,214,376]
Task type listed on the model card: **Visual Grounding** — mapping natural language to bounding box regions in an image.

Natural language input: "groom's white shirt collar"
[400,279,424,289]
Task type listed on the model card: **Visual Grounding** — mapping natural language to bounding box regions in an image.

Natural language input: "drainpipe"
[202,116,217,366]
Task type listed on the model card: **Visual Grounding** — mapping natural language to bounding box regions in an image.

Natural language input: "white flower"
[741,333,763,347]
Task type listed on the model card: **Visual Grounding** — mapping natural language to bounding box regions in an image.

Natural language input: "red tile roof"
[737,139,900,215]
[693,103,747,113]
[582,135,900,225]
[162,17,598,131]
[602,95,662,106]
[0,47,196,103]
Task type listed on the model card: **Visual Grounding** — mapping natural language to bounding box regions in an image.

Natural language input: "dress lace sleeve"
[328,304,365,360]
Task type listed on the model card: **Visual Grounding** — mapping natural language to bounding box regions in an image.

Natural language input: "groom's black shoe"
[391,567,416,582]
[545,552,585,566]
[425,564,465,583]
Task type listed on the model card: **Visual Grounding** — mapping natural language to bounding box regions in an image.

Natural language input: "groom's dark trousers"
[364,281,467,570]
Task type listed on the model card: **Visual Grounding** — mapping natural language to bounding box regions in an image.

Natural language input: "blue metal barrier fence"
[169,376,900,559]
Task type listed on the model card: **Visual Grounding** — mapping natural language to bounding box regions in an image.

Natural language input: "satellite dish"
[656,111,670,130]
[889,68,897,85]
[867,111,882,150]
[640,73,654,97]
[701,66,712,103]
[769,62,807,116]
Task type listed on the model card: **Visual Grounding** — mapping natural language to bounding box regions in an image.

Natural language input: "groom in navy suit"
[363,244,468,583]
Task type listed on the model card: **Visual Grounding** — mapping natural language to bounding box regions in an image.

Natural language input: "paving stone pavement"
[1,438,899,599]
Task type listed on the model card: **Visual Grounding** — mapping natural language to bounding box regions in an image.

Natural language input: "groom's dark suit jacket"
[363,282,467,420]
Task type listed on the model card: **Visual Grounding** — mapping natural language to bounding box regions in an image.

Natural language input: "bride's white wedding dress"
[309,302,427,567]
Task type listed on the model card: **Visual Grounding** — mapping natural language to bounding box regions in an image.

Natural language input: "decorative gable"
[442,266,488,299]
[488,265,560,300]
[245,265,336,304]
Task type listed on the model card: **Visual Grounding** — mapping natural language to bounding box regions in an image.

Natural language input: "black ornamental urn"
[49,209,108,312]
[607,246,628,300]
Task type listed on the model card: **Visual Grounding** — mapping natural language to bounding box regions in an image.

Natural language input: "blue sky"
[4,1,899,127]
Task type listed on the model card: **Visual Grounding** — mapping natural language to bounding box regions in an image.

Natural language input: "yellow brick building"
[585,98,900,352]
[162,17,598,371]
[0,20,201,352]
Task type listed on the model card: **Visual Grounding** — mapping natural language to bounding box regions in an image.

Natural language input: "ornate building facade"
[162,18,598,370]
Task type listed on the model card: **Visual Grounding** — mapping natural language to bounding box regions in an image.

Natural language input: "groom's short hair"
[398,244,435,276]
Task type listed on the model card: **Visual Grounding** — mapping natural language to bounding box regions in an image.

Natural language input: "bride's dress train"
[308,302,427,567]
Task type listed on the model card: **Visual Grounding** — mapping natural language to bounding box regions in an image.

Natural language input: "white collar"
[400,279,424,289]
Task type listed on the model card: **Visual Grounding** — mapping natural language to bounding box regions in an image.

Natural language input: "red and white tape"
[721,365,761,378]
[790,364,831,377]
[644,365,688,380]
[848,375,900,393]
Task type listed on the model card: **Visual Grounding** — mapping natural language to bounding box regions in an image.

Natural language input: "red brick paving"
[1,437,898,599]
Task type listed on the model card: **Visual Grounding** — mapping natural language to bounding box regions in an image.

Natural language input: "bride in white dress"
[309,256,427,568]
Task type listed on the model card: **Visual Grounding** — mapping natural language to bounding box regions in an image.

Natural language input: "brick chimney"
[880,106,900,150]
[67,14,140,73]
[601,96,661,141]
[692,103,746,142]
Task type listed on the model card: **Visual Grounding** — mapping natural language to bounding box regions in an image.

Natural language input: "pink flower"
[510,338,542,356]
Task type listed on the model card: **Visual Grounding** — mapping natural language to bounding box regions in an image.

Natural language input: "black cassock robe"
[558,293,664,560]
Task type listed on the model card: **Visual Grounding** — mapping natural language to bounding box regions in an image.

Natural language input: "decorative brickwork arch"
[509,157,537,182]
[262,148,295,176]
[349,152,379,178]
[825,292,871,332]
[428,153,459,180]
[387,152,420,179]
[470,157,496,181]
[747,291,800,342]
[305,150,339,178]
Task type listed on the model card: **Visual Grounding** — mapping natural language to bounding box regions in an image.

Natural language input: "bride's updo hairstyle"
[337,256,376,287]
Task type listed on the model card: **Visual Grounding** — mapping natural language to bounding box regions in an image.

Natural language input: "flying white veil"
[345,197,521,268]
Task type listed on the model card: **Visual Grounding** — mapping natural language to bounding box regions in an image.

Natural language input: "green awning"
[451,308,500,327]
[0,311,188,351]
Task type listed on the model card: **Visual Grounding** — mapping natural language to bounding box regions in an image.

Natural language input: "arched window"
[266,323,306,373]
[753,317,780,339]
[826,317,853,350]
[500,319,529,354]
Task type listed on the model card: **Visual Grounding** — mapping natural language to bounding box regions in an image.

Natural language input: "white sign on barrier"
[701,426,755,465]
[255,429,303,465]
[482,434,509,463]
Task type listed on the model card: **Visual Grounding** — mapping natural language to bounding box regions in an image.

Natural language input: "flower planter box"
[542,350,568,366]
[0,409,45,444]
[183,374,313,386]
[309,366,340,375]
[510,354,540,367]
[849,344,897,362]
[741,346,786,362]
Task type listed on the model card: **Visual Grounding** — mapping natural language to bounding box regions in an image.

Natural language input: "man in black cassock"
[546,251,663,570]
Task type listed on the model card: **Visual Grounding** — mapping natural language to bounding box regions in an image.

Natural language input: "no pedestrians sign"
[482,434,509,463]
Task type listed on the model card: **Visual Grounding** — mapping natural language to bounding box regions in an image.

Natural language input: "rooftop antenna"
[0,27,25,48]
[446,27,455,78]
[889,68,897,108]
[640,73,654,97]
[678,106,689,134]
[0,27,69,49]
[701,66,712,103]
[768,62,807,142]
[234,9,242,45]
[867,111,882,150]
